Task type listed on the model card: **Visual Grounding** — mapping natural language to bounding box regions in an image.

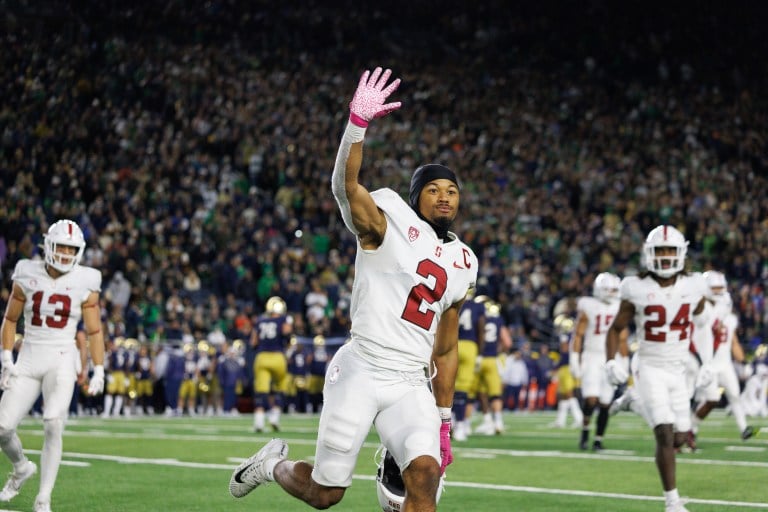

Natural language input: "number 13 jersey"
[349,189,478,372]
[12,259,102,345]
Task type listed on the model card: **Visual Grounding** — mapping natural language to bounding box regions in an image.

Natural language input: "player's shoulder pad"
[371,188,408,211]
[11,259,46,282]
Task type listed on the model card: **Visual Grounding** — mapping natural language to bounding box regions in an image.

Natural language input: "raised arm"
[331,67,402,249]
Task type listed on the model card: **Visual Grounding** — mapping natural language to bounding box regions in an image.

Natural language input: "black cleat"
[742,426,757,440]
[579,440,589,451]
[592,440,604,452]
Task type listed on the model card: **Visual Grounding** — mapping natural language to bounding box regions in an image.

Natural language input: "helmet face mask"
[44,219,86,273]
[593,272,620,303]
[643,225,688,278]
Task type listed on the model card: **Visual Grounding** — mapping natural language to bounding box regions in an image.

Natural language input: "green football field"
[1,409,766,511]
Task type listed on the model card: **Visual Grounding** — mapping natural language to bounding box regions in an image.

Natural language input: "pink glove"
[439,421,453,475]
[348,67,402,127]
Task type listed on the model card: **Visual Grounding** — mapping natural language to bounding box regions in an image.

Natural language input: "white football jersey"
[576,296,619,358]
[692,292,737,364]
[621,272,707,366]
[12,259,102,345]
[713,311,738,365]
[348,188,478,372]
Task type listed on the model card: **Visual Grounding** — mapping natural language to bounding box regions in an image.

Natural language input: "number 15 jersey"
[349,188,478,372]
[621,273,707,366]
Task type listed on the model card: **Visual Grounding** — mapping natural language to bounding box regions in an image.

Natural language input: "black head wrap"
[408,164,459,210]
[408,164,460,240]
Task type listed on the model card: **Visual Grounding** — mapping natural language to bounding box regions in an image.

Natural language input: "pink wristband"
[349,112,369,128]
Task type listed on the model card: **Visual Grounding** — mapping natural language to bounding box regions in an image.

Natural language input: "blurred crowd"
[1,0,767,367]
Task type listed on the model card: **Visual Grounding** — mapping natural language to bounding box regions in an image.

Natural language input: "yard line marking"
[725,446,766,452]
[440,480,768,509]
[22,450,768,509]
[18,428,768,469]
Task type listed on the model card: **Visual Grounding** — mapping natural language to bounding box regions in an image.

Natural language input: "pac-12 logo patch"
[408,226,419,242]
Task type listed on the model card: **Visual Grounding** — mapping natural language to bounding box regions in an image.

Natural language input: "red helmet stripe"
[68,222,73,236]
[663,225,668,240]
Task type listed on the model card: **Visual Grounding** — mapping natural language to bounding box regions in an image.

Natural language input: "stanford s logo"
[408,226,419,242]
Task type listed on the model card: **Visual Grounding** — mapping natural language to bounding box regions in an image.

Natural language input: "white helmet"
[703,270,727,294]
[375,446,444,511]
[265,296,287,315]
[44,219,86,273]
[643,225,688,278]
[593,272,620,303]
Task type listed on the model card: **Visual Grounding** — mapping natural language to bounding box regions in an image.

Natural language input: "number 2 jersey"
[349,188,478,372]
[12,259,102,345]
[620,272,708,366]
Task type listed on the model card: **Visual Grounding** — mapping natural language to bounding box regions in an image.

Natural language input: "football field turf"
[2,410,766,511]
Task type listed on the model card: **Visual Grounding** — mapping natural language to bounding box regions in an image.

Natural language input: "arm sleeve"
[331,121,367,234]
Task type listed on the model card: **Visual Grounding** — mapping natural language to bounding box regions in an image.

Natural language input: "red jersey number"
[643,303,691,342]
[31,291,72,329]
[401,259,448,330]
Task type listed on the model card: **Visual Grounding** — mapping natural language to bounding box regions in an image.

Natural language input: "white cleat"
[34,497,52,512]
[452,422,468,442]
[0,460,37,501]
[229,438,288,498]
[665,500,690,512]
[473,422,495,436]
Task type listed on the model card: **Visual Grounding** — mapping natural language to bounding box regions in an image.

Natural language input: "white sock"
[664,488,680,507]
[730,401,748,432]
[569,398,584,424]
[39,419,63,499]
[114,395,124,416]
[556,401,568,426]
[103,395,114,415]
[254,410,265,430]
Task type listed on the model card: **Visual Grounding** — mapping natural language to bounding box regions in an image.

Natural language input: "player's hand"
[0,350,18,390]
[348,67,402,127]
[439,421,453,475]
[569,355,582,379]
[88,365,105,396]
[605,358,628,385]
[695,364,714,389]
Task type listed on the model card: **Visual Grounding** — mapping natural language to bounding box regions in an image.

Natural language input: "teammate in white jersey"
[606,225,711,512]
[689,271,756,442]
[0,219,106,512]
[571,272,628,451]
[229,67,477,512]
